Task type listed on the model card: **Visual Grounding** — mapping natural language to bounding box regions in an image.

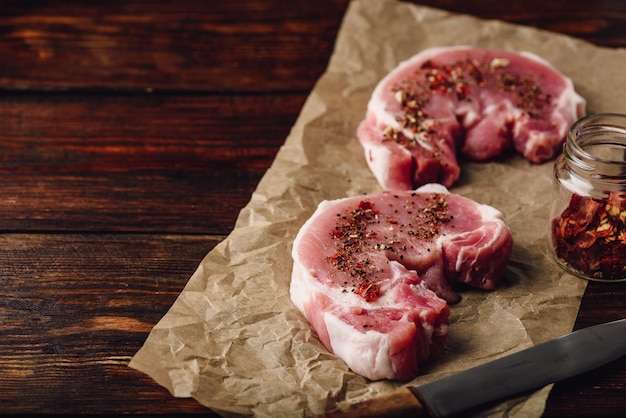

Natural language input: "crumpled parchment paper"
[129,1,626,416]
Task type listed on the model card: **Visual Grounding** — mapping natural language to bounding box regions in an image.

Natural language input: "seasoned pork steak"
[290,184,513,380]
[358,46,586,190]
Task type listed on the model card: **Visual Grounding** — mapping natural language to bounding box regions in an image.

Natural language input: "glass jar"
[549,113,626,281]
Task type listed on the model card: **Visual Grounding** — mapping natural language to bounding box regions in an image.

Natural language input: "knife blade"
[321,317,626,418]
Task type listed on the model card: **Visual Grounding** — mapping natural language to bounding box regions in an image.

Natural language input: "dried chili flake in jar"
[549,114,626,281]
[551,192,626,279]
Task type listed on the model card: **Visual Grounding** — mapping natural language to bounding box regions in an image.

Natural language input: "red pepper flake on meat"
[551,192,626,279]
[327,193,452,301]
[354,282,380,302]
[383,54,552,149]
[327,200,380,297]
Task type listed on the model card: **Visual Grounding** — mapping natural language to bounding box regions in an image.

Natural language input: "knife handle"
[320,387,426,418]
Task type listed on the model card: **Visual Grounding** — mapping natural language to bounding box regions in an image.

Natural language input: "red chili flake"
[552,192,626,279]
[358,200,375,211]
[354,282,380,302]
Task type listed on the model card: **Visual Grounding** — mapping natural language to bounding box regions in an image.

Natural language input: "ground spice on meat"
[327,193,452,301]
[383,55,551,148]
[551,192,626,280]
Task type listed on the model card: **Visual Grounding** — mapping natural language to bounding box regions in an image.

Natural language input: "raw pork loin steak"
[290,184,513,381]
[358,46,586,190]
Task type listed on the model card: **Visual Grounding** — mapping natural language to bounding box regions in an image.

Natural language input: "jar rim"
[568,113,626,166]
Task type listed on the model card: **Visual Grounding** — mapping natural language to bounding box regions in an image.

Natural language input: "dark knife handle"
[319,387,427,418]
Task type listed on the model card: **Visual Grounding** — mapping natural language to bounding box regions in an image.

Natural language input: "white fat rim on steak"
[291,258,437,381]
[323,312,395,380]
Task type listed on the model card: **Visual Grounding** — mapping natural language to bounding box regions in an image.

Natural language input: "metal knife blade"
[322,318,626,418]
[415,317,626,417]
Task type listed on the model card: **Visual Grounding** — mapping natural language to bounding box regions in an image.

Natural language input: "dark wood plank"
[0,233,217,414]
[0,93,300,174]
[412,0,626,47]
[2,0,624,93]
[543,281,626,418]
[0,92,305,233]
[0,172,253,234]
[0,0,349,92]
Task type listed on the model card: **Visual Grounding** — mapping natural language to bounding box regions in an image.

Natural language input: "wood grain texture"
[0,233,216,414]
[412,0,626,48]
[0,0,624,416]
[1,1,624,92]
[0,93,304,233]
[0,0,348,92]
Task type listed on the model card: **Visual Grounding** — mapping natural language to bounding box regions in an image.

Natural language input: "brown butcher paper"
[130,0,626,416]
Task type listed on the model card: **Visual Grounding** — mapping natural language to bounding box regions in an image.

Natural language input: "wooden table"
[1,1,624,416]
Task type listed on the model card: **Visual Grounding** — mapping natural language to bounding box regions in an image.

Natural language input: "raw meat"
[358,46,586,190]
[290,184,513,380]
